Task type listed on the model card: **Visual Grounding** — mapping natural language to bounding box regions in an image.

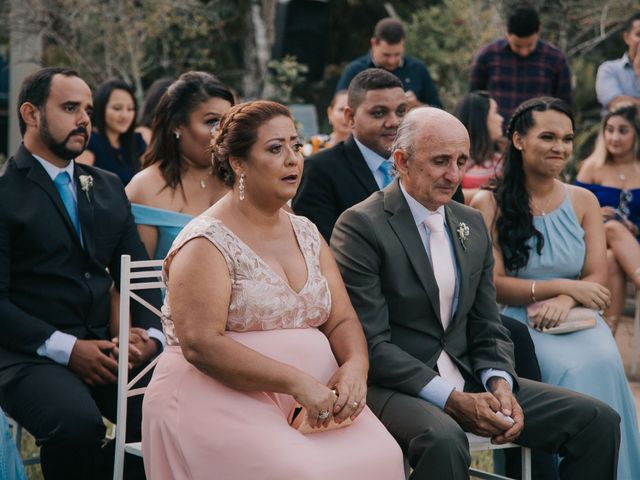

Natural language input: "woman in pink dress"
[454,91,505,204]
[141,100,404,479]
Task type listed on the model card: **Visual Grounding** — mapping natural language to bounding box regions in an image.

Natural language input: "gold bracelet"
[530,281,537,303]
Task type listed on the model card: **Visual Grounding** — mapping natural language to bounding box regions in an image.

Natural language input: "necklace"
[615,161,640,187]
[199,168,213,189]
[530,184,556,216]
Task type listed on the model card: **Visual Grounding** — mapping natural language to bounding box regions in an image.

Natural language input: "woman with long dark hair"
[472,97,640,479]
[576,105,640,332]
[125,71,235,259]
[77,79,145,185]
[454,90,504,203]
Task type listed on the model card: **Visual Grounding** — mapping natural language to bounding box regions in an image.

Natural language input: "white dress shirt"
[353,137,393,189]
[398,180,513,409]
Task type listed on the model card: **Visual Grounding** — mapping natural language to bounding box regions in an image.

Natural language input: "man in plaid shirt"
[469,6,572,126]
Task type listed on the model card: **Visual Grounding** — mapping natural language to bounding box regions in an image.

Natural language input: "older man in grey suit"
[331,107,620,480]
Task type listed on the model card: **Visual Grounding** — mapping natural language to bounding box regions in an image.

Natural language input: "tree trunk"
[242,0,276,100]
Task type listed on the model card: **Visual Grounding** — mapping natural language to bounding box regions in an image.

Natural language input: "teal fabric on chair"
[1,410,27,480]
[131,204,193,260]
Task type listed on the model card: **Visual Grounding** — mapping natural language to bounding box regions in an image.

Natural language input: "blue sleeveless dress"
[575,180,640,236]
[131,204,193,260]
[0,411,27,480]
[501,191,640,479]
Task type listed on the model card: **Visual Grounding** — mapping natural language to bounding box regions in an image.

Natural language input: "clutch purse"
[287,403,352,434]
[526,303,597,334]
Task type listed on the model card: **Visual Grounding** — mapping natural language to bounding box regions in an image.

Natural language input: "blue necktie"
[379,160,394,188]
[53,172,82,242]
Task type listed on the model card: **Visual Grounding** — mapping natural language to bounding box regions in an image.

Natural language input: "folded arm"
[472,187,610,329]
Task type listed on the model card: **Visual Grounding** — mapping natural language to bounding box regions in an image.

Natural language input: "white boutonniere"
[456,222,470,250]
[79,175,93,202]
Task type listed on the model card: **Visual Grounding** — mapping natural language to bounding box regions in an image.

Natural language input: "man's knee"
[40,404,106,445]
[584,398,620,436]
[407,420,471,468]
[1,364,109,445]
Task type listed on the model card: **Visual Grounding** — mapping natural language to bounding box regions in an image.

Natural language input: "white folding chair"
[112,255,164,480]
[467,433,531,480]
[402,433,532,479]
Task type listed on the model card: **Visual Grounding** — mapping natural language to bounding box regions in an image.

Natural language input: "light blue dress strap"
[131,204,194,260]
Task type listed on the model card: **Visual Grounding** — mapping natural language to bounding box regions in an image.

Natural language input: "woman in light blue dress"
[126,72,235,257]
[1,411,27,480]
[473,97,640,479]
[130,204,193,260]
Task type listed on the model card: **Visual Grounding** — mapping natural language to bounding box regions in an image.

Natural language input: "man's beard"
[40,112,89,161]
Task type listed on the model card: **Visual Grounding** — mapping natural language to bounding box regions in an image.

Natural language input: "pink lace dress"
[142,214,404,479]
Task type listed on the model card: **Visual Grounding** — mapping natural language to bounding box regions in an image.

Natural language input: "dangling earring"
[174,131,181,139]
[239,173,245,201]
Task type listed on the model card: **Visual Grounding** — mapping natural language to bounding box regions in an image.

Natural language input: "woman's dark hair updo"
[143,71,235,189]
[494,96,574,272]
[211,100,292,186]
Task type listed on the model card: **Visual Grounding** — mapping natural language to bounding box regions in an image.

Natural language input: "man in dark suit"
[293,68,408,242]
[0,68,163,479]
[331,107,620,479]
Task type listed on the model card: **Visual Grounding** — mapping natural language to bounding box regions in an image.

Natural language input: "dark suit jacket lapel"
[445,203,468,326]
[385,180,442,322]
[74,163,95,258]
[343,136,380,195]
[15,145,83,248]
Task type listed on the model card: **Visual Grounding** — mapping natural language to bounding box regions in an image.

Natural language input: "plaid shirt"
[469,39,572,124]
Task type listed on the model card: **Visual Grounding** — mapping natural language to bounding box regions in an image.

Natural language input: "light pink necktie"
[423,213,465,392]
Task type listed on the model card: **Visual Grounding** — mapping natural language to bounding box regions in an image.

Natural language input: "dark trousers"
[501,315,558,479]
[0,362,146,480]
[369,378,620,480]
[501,315,541,382]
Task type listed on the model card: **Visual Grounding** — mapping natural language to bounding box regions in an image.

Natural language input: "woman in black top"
[77,79,145,185]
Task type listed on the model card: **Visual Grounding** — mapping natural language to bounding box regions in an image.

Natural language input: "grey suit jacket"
[331,179,516,410]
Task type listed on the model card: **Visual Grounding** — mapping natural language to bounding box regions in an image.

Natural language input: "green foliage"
[267,55,309,104]
[404,0,640,172]
[21,0,250,97]
[404,0,502,111]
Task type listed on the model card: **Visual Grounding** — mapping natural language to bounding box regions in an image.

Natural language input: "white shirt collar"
[353,137,391,173]
[32,154,75,184]
[398,178,446,228]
